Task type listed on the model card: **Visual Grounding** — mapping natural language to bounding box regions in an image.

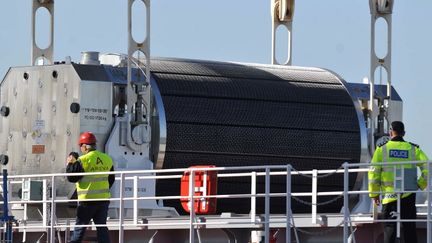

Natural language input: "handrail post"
[286,165,292,243]
[22,179,28,243]
[2,169,13,242]
[312,169,318,224]
[50,175,56,243]
[43,179,47,228]
[133,175,138,225]
[251,171,257,223]
[119,172,125,243]
[65,219,70,243]
[189,170,196,243]
[395,166,402,240]
[427,161,431,243]
[264,168,270,243]
[343,163,349,243]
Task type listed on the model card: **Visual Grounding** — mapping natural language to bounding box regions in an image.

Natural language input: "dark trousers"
[382,193,417,243]
[69,201,111,243]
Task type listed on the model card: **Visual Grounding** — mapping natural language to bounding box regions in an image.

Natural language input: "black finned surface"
[151,59,362,214]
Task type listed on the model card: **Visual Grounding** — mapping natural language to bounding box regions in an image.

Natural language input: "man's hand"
[372,196,380,206]
[66,152,79,165]
[66,155,77,164]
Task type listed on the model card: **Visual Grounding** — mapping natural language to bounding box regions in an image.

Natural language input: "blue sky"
[1,1,431,155]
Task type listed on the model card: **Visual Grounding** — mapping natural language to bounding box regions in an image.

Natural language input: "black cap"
[390,121,405,134]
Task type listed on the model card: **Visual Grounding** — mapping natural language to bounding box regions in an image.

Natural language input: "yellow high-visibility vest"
[76,150,113,200]
[368,140,428,204]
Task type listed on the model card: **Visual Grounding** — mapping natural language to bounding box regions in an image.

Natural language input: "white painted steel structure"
[367,0,395,152]
[31,0,54,65]
[271,0,294,65]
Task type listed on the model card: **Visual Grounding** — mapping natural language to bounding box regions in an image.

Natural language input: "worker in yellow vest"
[368,121,428,243]
[66,131,115,243]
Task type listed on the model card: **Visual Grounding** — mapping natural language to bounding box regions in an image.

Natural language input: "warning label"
[82,107,109,122]
[32,145,45,154]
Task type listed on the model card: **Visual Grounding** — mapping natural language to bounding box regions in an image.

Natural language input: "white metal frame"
[368,0,394,152]
[1,161,431,242]
[31,0,54,65]
[125,0,152,152]
[271,0,295,65]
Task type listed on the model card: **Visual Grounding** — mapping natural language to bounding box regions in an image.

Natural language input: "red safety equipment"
[269,229,279,243]
[78,131,97,145]
[180,165,218,214]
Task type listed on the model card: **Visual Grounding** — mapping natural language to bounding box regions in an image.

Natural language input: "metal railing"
[0,161,430,242]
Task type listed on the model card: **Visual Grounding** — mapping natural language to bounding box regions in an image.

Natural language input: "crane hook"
[273,0,294,22]
[370,0,394,14]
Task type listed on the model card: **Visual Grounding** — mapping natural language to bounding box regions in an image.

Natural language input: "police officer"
[368,121,428,243]
[66,131,115,243]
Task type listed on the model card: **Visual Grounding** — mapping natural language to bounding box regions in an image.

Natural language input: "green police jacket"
[368,137,429,204]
